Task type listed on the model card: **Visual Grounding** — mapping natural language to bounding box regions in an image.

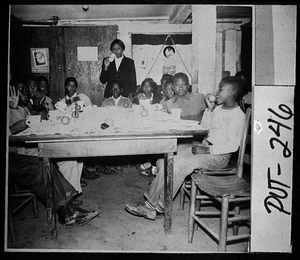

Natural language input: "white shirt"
[112,95,122,106]
[201,105,245,155]
[115,55,124,71]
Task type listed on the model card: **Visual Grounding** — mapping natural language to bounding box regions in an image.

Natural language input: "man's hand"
[9,86,19,109]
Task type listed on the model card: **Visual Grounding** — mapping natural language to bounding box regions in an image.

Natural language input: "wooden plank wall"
[10,25,117,106]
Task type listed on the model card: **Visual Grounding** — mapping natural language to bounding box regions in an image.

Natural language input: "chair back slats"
[236,108,251,178]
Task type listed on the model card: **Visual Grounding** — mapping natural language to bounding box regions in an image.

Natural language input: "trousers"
[144,145,231,208]
[8,153,77,211]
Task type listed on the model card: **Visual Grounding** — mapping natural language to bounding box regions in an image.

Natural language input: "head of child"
[110,81,123,99]
[12,79,30,107]
[216,76,247,108]
[64,77,78,97]
[38,76,49,96]
[163,78,175,100]
[160,74,173,88]
[22,74,38,97]
[141,78,156,97]
[172,72,189,97]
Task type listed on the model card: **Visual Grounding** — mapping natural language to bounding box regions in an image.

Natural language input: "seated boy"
[8,81,99,225]
[102,80,132,107]
[165,72,206,122]
[136,72,206,175]
[125,76,247,220]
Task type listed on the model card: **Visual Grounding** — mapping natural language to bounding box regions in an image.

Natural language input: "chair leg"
[218,195,229,252]
[8,200,15,243]
[188,180,197,243]
[232,205,240,236]
[179,185,184,210]
[32,195,38,219]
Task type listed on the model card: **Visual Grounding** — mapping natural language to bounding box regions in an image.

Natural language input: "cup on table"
[26,115,41,128]
[171,108,182,120]
[76,100,84,109]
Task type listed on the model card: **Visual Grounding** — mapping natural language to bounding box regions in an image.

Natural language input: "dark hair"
[37,76,49,84]
[64,77,78,87]
[22,73,37,83]
[164,78,173,87]
[141,78,157,92]
[110,80,123,90]
[220,76,248,101]
[110,39,125,51]
[161,74,173,84]
[172,72,189,84]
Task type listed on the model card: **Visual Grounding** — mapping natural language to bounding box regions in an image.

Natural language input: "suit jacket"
[100,56,137,98]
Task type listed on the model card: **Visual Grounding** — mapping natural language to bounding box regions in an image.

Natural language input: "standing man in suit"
[100,39,137,101]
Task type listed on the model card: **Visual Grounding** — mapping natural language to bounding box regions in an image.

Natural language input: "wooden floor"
[5,157,249,253]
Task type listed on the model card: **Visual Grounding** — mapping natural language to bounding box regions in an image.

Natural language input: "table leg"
[164,152,174,234]
[42,157,57,240]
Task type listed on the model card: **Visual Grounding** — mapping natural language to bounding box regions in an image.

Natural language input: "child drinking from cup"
[125,76,248,220]
[60,77,92,107]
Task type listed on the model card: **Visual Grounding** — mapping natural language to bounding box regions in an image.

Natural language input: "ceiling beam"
[169,5,192,24]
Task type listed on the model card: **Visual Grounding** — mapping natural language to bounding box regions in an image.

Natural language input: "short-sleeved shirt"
[166,92,207,122]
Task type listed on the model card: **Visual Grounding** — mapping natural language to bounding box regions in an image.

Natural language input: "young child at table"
[133,78,162,105]
[102,80,132,107]
[60,77,92,107]
[22,73,48,116]
[8,80,99,225]
[165,72,206,122]
[37,76,55,111]
[125,76,248,220]
[160,78,175,111]
[136,73,206,176]
[157,73,173,96]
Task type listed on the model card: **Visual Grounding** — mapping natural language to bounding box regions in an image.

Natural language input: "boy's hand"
[32,90,45,106]
[205,93,216,112]
[9,86,19,109]
[191,144,210,154]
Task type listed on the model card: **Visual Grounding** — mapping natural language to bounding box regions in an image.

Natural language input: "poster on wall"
[31,48,49,73]
[251,85,294,252]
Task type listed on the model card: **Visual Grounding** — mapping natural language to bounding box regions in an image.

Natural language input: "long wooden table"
[9,129,208,239]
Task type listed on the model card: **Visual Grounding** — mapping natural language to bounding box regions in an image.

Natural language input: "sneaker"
[125,203,156,220]
[65,210,100,226]
[63,200,100,226]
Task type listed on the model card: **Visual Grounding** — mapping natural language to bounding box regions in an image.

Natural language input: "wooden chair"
[8,181,38,243]
[188,108,251,252]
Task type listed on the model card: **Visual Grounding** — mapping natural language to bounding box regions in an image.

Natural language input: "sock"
[144,200,156,210]
[156,204,164,213]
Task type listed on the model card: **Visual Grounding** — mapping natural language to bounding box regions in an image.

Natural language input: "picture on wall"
[31,48,49,73]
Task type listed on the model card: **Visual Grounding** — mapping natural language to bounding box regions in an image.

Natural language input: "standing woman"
[100,39,137,101]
